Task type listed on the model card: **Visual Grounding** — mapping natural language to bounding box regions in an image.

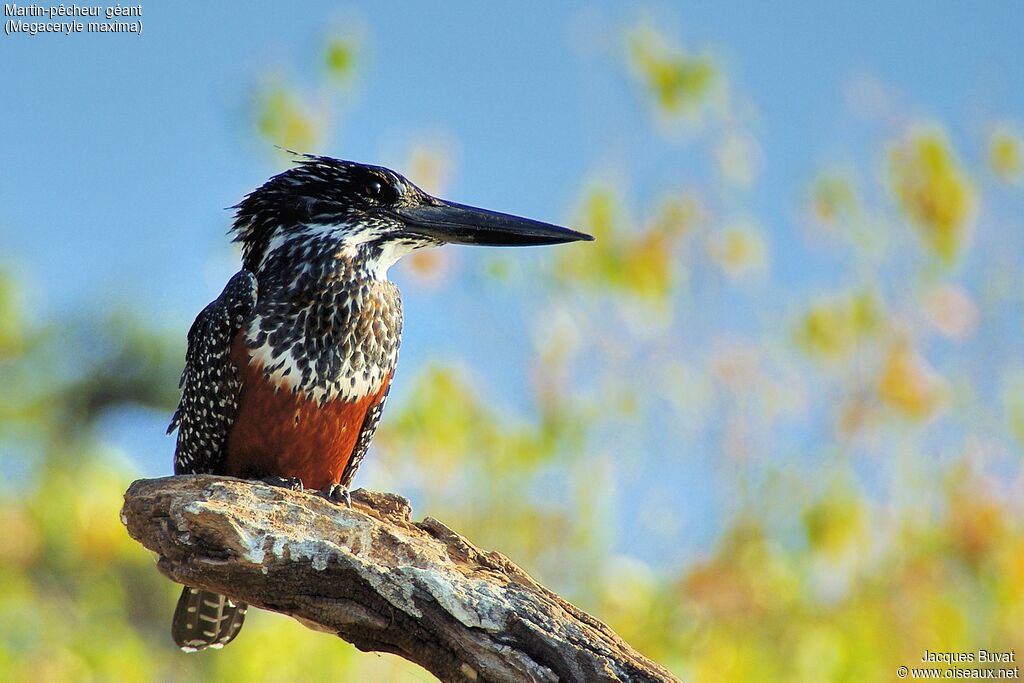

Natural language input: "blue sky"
[2,1,1022,564]
[3,1,1020,318]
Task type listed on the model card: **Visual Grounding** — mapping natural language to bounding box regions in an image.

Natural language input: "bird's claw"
[260,476,304,492]
[322,483,352,508]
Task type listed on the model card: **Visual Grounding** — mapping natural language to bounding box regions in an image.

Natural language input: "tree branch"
[121,475,680,683]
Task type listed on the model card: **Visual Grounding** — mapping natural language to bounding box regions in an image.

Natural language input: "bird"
[166,154,592,651]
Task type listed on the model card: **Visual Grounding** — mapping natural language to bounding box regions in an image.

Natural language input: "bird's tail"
[172,587,247,651]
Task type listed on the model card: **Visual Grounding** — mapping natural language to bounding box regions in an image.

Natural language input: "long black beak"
[392,199,593,246]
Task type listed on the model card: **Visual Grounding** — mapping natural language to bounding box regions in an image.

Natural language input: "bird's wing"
[169,270,258,475]
[339,376,393,488]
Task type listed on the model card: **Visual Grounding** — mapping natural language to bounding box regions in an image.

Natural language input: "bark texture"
[121,475,680,683]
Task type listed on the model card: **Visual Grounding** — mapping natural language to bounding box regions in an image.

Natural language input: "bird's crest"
[230,155,410,270]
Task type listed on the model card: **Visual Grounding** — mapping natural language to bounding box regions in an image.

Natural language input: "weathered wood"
[121,475,679,683]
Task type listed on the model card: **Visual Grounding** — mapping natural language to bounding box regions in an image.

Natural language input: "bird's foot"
[260,476,304,492]
[321,483,352,508]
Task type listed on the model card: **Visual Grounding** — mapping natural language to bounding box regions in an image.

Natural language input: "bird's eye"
[363,176,399,203]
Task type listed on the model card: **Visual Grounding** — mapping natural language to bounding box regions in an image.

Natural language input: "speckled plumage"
[168,156,427,652]
[166,154,591,652]
[170,157,424,481]
[169,270,257,475]
[243,236,404,406]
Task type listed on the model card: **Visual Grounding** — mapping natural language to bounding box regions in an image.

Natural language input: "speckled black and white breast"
[243,234,404,405]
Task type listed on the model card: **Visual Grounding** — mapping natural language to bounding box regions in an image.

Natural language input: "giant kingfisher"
[167,154,592,651]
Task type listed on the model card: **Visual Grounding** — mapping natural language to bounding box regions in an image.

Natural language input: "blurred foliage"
[876,340,947,419]
[796,289,883,361]
[628,24,717,120]
[254,34,360,154]
[810,172,859,232]
[0,271,434,681]
[1005,371,1024,448]
[989,125,1023,184]
[708,222,769,280]
[554,186,701,306]
[254,82,323,153]
[4,14,1024,683]
[923,284,979,341]
[0,272,26,360]
[324,36,357,85]
[888,129,976,263]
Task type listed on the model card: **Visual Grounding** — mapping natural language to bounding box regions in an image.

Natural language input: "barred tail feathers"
[172,587,247,651]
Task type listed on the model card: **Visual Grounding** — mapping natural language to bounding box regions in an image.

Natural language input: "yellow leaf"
[324,37,356,82]
[877,341,945,418]
[888,129,976,263]
[796,290,882,360]
[254,84,321,152]
[627,25,716,118]
[803,490,866,560]
[709,224,768,279]
[989,125,1023,183]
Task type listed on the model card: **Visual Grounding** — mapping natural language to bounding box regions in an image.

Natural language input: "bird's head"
[231,155,592,274]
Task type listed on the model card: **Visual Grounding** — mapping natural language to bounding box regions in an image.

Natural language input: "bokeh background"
[2,2,1023,681]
